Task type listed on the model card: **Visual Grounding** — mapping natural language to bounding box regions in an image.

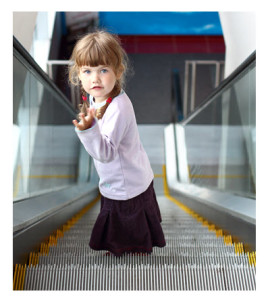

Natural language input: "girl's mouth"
[92,86,102,89]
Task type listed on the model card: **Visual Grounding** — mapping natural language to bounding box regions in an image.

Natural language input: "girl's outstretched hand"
[72,107,96,131]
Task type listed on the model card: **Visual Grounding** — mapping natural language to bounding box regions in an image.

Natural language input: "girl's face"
[79,65,120,103]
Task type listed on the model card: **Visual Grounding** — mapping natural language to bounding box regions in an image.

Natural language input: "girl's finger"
[73,120,82,130]
[87,107,95,116]
[80,113,86,122]
[91,108,96,118]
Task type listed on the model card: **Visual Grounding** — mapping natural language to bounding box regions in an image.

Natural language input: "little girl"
[69,30,166,256]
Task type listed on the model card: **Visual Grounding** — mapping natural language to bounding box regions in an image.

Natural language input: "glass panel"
[13,52,83,201]
[180,61,256,198]
[13,57,31,199]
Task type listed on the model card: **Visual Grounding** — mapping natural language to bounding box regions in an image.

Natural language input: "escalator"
[14,170,256,290]
[13,37,256,290]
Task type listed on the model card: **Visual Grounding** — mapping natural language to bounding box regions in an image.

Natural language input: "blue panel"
[98,12,223,35]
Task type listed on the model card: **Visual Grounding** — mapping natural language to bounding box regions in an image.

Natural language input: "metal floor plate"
[20,193,256,290]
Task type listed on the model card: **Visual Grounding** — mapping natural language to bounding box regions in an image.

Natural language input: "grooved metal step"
[18,199,256,290]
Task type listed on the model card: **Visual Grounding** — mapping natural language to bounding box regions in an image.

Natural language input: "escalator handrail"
[13,36,76,116]
[180,50,256,125]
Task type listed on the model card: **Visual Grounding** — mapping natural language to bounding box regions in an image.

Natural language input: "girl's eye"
[100,68,108,73]
[84,70,91,74]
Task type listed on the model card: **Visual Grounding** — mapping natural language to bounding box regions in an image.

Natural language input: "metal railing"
[14,38,75,114]
[47,60,81,109]
[183,60,225,118]
[181,52,255,125]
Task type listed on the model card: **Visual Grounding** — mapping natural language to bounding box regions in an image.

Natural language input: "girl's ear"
[78,69,82,80]
[116,64,124,80]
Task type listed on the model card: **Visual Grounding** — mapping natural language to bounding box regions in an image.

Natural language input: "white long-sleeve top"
[75,91,154,200]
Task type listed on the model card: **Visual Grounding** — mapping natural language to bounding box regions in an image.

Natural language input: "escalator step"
[15,195,256,290]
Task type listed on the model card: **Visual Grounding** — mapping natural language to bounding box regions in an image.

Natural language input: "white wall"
[13,12,38,52]
[31,12,56,71]
[219,12,256,78]
[13,12,56,72]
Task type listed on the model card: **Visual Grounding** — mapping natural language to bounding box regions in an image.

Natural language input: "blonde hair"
[69,30,129,115]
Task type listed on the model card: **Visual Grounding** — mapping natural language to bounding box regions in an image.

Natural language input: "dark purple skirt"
[89,181,166,256]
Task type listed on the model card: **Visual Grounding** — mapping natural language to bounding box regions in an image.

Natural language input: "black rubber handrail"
[13,36,76,116]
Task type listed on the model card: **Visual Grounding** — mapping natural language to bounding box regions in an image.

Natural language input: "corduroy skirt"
[89,181,166,256]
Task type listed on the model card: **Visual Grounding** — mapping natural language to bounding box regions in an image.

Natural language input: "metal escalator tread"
[20,199,256,290]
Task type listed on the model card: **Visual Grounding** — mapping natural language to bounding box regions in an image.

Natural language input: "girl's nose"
[92,72,100,83]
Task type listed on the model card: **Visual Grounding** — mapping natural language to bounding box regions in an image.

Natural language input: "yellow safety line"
[189,174,249,179]
[13,194,101,290]
[24,175,77,179]
[13,264,27,290]
[13,167,77,198]
[13,264,18,290]
[154,174,164,178]
[187,165,249,179]
[13,165,21,198]
[161,164,256,267]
